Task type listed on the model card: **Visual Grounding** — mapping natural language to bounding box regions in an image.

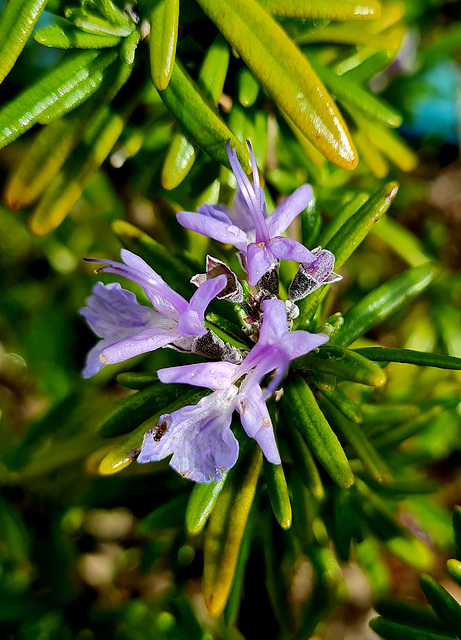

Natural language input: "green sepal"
[149,0,179,90]
[293,344,387,388]
[353,348,461,370]
[0,0,48,85]
[264,459,292,530]
[420,574,461,638]
[332,264,439,346]
[138,493,189,532]
[283,375,354,488]
[185,474,228,535]
[97,383,186,437]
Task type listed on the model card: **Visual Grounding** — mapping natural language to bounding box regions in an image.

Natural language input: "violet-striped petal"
[177,274,227,337]
[266,184,313,237]
[237,385,281,464]
[246,242,275,286]
[176,211,248,252]
[269,236,315,264]
[158,361,238,390]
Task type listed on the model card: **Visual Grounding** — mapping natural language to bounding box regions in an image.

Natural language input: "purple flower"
[80,249,227,378]
[288,247,342,302]
[138,299,328,482]
[177,142,315,287]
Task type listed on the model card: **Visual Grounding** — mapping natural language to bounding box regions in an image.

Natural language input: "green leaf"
[362,119,418,171]
[295,182,399,327]
[158,59,251,172]
[370,407,443,449]
[360,403,421,426]
[370,216,433,267]
[138,494,189,532]
[35,21,121,48]
[195,0,357,169]
[149,0,179,90]
[312,61,402,127]
[283,375,354,488]
[332,264,439,346]
[318,192,369,246]
[339,50,394,83]
[116,372,159,390]
[97,383,186,437]
[237,66,260,107]
[374,598,454,634]
[420,574,461,637]
[285,422,324,499]
[446,560,461,589]
[293,344,387,388]
[0,0,48,85]
[30,103,126,234]
[203,444,262,616]
[111,219,195,298]
[321,398,391,483]
[370,617,457,640]
[161,131,197,190]
[298,22,405,50]
[64,8,133,36]
[185,474,228,534]
[264,459,292,529]
[453,506,461,561]
[94,0,132,27]
[0,50,104,149]
[98,388,209,475]
[4,113,82,209]
[353,348,461,370]
[317,384,362,423]
[259,0,382,19]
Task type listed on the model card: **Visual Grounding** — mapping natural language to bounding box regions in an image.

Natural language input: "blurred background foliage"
[0,0,461,638]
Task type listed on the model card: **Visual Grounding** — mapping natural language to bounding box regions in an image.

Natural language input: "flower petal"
[246,242,275,286]
[269,237,315,264]
[158,361,238,390]
[266,184,313,237]
[98,327,180,367]
[176,211,248,252]
[138,389,239,482]
[177,274,227,337]
[237,385,281,464]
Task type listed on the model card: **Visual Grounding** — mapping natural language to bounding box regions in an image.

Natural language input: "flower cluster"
[81,142,341,482]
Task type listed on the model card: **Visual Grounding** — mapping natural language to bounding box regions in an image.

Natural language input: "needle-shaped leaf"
[0,0,48,85]
[420,574,461,638]
[259,0,381,19]
[374,598,455,635]
[185,474,228,535]
[340,50,394,83]
[264,459,292,530]
[30,103,125,235]
[293,345,387,388]
[332,264,439,346]
[0,50,115,150]
[195,0,357,169]
[298,22,405,50]
[116,372,159,390]
[353,348,461,370]
[295,182,399,327]
[316,384,362,423]
[34,21,122,48]
[159,59,251,173]
[97,383,186,437]
[285,421,324,499]
[64,8,133,36]
[149,0,179,90]
[203,444,262,616]
[237,66,260,108]
[98,388,209,475]
[370,617,457,640]
[138,494,189,532]
[283,375,354,488]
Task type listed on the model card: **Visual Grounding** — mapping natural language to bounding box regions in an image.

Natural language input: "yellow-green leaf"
[34,21,121,49]
[195,0,357,169]
[149,0,179,90]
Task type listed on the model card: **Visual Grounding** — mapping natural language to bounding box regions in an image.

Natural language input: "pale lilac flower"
[138,299,328,482]
[288,247,342,302]
[80,249,227,378]
[177,142,315,286]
